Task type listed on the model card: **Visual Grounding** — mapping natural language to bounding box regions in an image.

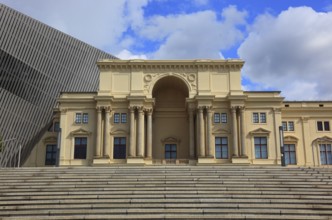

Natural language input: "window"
[75,113,82,124]
[254,137,268,159]
[113,137,126,159]
[114,113,120,123]
[260,113,266,123]
[54,122,60,132]
[165,144,177,159]
[253,112,266,123]
[282,121,295,131]
[317,121,330,131]
[320,144,332,165]
[45,144,57,165]
[214,113,220,123]
[253,113,259,123]
[284,144,296,165]
[48,122,60,132]
[221,113,227,123]
[74,137,87,159]
[82,113,88,124]
[121,113,127,123]
[215,137,228,159]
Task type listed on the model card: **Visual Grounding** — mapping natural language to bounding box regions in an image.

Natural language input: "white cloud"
[116,49,147,59]
[137,5,247,59]
[238,7,332,100]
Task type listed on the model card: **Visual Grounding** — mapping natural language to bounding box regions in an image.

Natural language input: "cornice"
[97,59,244,71]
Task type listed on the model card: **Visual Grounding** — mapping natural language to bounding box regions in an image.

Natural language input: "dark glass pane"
[321,152,326,165]
[81,138,87,145]
[254,137,260,145]
[165,152,171,159]
[165,144,170,151]
[215,151,221,159]
[171,145,176,151]
[261,137,267,144]
[114,138,120,145]
[317,121,323,131]
[171,152,177,159]
[222,137,228,145]
[215,138,221,145]
[324,121,330,131]
[120,138,126,145]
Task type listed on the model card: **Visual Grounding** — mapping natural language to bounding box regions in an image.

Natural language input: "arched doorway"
[152,76,189,161]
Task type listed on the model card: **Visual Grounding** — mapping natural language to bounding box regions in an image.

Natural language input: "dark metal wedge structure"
[0,3,117,167]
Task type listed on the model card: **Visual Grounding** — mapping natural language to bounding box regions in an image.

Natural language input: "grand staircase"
[0,166,332,219]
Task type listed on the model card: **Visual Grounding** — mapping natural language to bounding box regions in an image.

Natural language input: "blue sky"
[1,0,332,100]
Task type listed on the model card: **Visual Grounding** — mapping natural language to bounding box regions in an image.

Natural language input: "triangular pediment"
[212,127,229,134]
[110,129,128,135]
[70,128,92,136]
[284,135,299,142]
[249,128,271,136]
[43,136,57,144]
[161,136,181,144]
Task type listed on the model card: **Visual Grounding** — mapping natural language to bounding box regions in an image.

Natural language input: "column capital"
[137,106,144,112]
[96,106,103,112]
[198,106,204,112]
[238,106,245,111]
[59,108,68,114]
[104,106,112,112]
[273,108,282,114]
[145,108,153,114]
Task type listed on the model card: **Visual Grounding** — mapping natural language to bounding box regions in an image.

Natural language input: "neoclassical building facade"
[25,59,332,167]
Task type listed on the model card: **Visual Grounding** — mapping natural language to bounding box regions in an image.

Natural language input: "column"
[103,107,111,158]
[137,107,144,157]
[231,107,238,157]
[129,107,136,157]
[146,109,153,158]
[188,108,195,158]
[206,107,213,157]
[198,107,205,157]
[239,107,247,157]
[95,107,102,157]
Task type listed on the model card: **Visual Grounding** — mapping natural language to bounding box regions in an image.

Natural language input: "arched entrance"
[152,76,190,161]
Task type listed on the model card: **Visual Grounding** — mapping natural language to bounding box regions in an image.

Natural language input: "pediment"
[70,128,92,136]
[249,128,271,136]
[212,127,229,134]
[284,135,299,142]
[110,129,128,135]
[312,136,332,144]
[161,136,181,144]
[43,136,57,144]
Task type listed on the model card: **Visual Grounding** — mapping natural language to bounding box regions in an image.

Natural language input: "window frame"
[121,113,127,123]
[45,144,57,165]
[114,113,120,124]
[319,143,332,165]
[317,121,330,132]
[214,113,220,123]
[75,113,82,124]
[165,144,177,159]
[284,144,297,165]
[215,137,228,159]
[74,137,87,159]
[254,136,268,159]
[221,113,227,124]
[113,137,126,159]
[82,113,88,124]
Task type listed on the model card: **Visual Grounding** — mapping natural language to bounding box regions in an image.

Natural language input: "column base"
[232,157,250,164]
[197,157,215,164]
[93,158,110,165]
[127,157,145,164]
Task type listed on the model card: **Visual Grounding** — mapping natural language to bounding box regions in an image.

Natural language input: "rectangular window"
[165,144,177,159]
[320,144,332,165]
[260,113,266,123]
[288,121,294,131]
[114,113,120,123]
[214,113,220,123]
[284,144,296,165]
[121,113,127,123]
[45,144,57,165]
[215,137,228,159]
[221,113,227,123]
[75,113,82,124]
[74,137,87,159]
[113,137,126,159]
[253,113,259,123]
[54,122,60,132]
[317,121,330,131]
[82,113,88,124]
[254,137,268,159]
[282,121,288,131]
